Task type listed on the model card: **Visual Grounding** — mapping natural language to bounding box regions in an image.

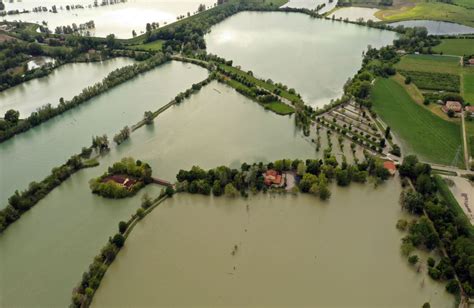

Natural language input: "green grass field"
[463,70,474,104]
[376,1,474,27]
[371,78,463,166]
[395,54,462,75]
[433,39,474,56]
[264,102,294,115]
[454,0,474,9]
[466,121,474,158]
[127,40,164,51]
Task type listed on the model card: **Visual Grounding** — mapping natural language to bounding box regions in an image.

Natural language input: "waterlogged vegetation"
[74,154,394,306]
[89,158,152,199]
[397,155,474,302]
[2,0,474,307]
[0,53,169,143]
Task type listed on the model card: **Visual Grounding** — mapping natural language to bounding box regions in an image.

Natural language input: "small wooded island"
[89,157,152,198]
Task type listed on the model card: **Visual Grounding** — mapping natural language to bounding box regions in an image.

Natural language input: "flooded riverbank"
[205,11,396,108]
[0,57,136,116]
[0,81,320,307]
[0,61,208,204]
[93,185,454,307]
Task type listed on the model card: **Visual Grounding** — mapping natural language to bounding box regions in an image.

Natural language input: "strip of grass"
[264,101,294,115]
[376,1,474,27]
[463,70,474,103]
[454,0,474,9]
[466,121,474,158]
[127,40,164,51]
[371,78,463,166]
[398,69,460,93]
[433,38,474,56]
[218,64,302,103]
[395,54,462,75]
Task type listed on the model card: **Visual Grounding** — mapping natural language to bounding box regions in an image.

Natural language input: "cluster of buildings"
[441,101,474,118]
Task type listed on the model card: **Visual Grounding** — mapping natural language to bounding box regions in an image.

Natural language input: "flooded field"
[2,0,217,38]
[93,186,454,307]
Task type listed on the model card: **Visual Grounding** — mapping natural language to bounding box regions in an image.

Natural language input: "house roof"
[445,101,462,112]
[383,161,397,175]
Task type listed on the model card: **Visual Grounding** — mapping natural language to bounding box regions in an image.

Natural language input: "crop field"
[395,54,462,75]
[398,70,460,93]
[433,38,474,56]
[371,78,463,166]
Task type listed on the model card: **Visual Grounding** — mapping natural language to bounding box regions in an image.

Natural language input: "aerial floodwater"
[2,0,216,38]
[0,57,135,116]
[390,20,474,35]
[0,61,207,204]
[92,187,453,307]
[205,11,396,108]
[0,81,322,307]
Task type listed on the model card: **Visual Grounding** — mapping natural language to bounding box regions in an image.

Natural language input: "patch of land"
[395,54,462,75]
[371,78,463,166]
[375,1,474,28]
[433,38,474,56]
[463,69,474,103]
[127,40,164,52]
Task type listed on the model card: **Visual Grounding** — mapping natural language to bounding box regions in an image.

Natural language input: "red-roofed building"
[383,161,397,176]
[264,170,283,186]
[442,101,462,114]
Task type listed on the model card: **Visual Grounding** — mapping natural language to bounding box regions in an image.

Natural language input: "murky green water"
[0,81,321,307]
[205,11,396,108]
[3,0,216,38]
[0,57,136,116]
[92,185,454,308]
[0,61,208,204]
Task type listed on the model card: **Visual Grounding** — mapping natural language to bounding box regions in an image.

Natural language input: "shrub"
[118,221,127,234]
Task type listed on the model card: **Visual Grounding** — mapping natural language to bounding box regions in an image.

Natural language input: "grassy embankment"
[375,0,474,28]
[371,78,463,166]
[217,64,296,115]
[433,38,474,57]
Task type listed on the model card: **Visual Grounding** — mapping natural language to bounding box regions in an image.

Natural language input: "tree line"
[398,155,474,297]
[0,53,169,143]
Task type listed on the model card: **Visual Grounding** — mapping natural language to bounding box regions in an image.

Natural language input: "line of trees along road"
[0,53,169,143]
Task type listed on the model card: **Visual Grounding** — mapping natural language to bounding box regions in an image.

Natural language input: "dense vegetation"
[89,157,152,199]
[0,53,169,143]
[0,153,98,233]
[175,154,390,200]
[398,155,474,297]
